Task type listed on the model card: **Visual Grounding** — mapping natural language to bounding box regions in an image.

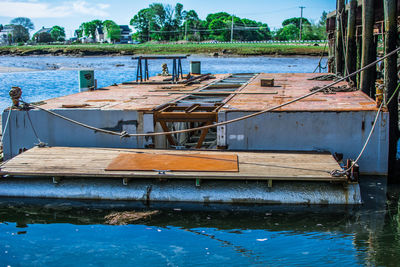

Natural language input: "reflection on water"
[0,178,399,266]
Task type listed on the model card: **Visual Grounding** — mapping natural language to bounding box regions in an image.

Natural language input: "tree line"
[0,3,327,45]
[129,3,327,42]
[0,17,65,44]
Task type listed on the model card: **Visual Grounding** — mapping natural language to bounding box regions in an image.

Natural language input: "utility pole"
[299,6,306,40]
[148,21,150,42]
[230,15,234,42]
[185,20,188,41]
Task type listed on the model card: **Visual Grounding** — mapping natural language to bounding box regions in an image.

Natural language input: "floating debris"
[104,210,160,225]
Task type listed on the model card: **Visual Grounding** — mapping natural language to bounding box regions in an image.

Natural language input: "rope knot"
[120,131,130,139]
[330,169,346,177]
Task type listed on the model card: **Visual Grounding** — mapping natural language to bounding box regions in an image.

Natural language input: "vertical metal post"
[144,59,149,80]
[335,0,345,76]
[172,59,176,83]
[299,6,306,41]
[346,0,357,83]
[178,59,183,79]
[384,0,399,180]
[360,0,375,97]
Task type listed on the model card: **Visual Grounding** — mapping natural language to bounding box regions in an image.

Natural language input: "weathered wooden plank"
[0,147,346,182]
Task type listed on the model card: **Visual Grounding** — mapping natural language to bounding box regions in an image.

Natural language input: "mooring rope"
[19,46,400,139]
[312,41,328,73]
[0,107,12,145]
[331,81,400,177]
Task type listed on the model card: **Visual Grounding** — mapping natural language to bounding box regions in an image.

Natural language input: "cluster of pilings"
[327,0,399,181]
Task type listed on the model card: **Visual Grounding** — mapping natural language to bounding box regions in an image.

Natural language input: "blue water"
[0,223,362,266]
[0,56,399,266]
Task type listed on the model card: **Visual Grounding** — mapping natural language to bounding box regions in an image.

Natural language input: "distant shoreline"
[0,43,327,57]
[0,66,39,73]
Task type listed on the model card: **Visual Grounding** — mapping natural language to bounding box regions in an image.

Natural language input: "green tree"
[50,26,65,41]
[35,32,52,43]
[75,29,83,38]
[11,25,29,42]
[275,24,299,41]
[103,20,121,43]
[282,17,311,28]
[206,12,230,24]
[208,18,229,41]
[130,8,157,42]
[182,10,201,40]
[0,24,3,31]
[130,3,185,41]
[80,20,103,39]
[10,17,34,31]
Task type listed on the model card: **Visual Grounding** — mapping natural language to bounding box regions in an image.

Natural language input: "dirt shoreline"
[0,44,327,57]
[0,66,39,73]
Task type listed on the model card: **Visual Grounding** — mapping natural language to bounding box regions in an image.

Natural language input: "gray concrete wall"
[2,109,154,160]
[219,111,389,175]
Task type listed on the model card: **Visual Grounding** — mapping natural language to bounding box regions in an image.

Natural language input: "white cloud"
[0,0,110,18]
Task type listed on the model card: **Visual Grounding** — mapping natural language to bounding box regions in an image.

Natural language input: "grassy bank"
[0,43,327,57]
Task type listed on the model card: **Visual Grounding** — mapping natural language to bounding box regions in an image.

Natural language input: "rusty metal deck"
[36,73,377,112]
[0,147,347,182]
[221,73,377,112]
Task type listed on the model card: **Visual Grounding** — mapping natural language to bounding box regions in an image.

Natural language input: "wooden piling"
[335,0,345,75]
[360,0,376,97]
[346,0,357,83]
[383,0,399,181]
[356,35,362,88]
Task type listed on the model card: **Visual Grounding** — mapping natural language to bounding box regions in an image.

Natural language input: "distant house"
[119,25,132,44]
[0,25,14,45]
[95,27,105,43]
[33,27,52,42]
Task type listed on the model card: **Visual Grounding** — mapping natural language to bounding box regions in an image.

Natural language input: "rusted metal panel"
[222,73,378,112]
[106,153,239,172]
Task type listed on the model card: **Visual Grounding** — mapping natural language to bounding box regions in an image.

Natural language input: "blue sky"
[0,0,335,38]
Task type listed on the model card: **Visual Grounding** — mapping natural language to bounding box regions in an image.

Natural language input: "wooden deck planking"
[0,147,347,182]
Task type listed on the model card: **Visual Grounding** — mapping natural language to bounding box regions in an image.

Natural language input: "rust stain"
[106,153,239,172]
[61,104,90,108]
[86,99,117,102]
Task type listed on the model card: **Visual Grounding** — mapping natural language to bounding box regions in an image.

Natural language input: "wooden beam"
[335,0,345,75]
[346,0,357,83]
[159,121,176,146]
[383,0,399,181]
[360,0,376,97]
[356,35,362,88]
[196,122,212,148]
